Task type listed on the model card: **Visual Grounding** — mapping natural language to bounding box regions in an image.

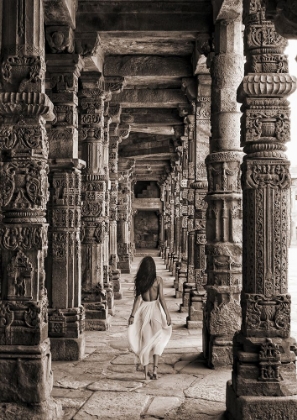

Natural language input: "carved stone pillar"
[165,177,172,269]
[79,73,111,330]
[180,114,196,310]
[226,2,297,418]
[109,129,122,298]
[168,174,176,274]
[118,162,134,274]
[0,1,62,417]
[173,171,182,279]
[158,208,165,257]
[173,141,185,307]
[130,180,136,259]
[102,110,116,316]
[103,112,111,292]
[203,18,244,367]
[46,51,85,361]
[158,183,166,258]
[187,73,211,328]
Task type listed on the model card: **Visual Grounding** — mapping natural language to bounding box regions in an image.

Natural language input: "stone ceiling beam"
[44,0,77,28]
[130,125,175,136]
[77,1,212,32]
[104,56,193,79]
[120,139,175,158]
[75,32,104,72]
[111,89,188,108]
[99,32,196,56]
[122,109,182,126]
[121,132,176,144]
[211,0,242,22]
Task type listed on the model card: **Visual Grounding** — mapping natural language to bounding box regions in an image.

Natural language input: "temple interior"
[1,0,297,419]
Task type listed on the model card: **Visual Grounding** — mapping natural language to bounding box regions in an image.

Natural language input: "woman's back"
[141,276,160,302]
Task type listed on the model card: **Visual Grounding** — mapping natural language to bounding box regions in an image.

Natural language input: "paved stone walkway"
[52,249,297,420]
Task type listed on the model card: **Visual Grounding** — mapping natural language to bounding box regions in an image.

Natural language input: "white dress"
[128,297,172,366]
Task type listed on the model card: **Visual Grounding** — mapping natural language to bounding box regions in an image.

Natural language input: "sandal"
[152,365,158,380]
[147,371,154,379]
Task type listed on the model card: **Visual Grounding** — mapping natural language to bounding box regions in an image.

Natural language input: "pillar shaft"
[117,163,133,273]
[46,52,85,361]
[178,129,190,303]
[203,18,244,367]
[227,1,297,418]
[187,72,211,328]
[109,132,122,298]
[79,73,110,331]
[180,113,198,311]
[0,0,61,417]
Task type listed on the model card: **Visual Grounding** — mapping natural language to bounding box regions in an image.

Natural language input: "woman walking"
[128,256,172,380]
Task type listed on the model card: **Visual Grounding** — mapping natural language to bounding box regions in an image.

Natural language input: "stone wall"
[134,210,159,248]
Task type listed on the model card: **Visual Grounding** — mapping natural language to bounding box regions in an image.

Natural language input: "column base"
[0,399,63,420]
[180,282,195,313]
[108,306,115,316]
[179,304,188,313]
[118,254,131,273]
[85,316,111,331]
[226,380,297,420]
[50,335,85,361]
[0,339,53,403]
[83,302,111,331]
[111,269,123,300]
[186,319,203,329]
[175,268,187,299]
[210,342,233,368]
[203,335,233,368]
[114,291,123,300]
[187,291,205,327]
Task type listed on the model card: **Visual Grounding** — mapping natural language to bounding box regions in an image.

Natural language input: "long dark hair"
[134,256,156,296]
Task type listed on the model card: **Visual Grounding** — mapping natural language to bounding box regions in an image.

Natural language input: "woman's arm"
[158,277,171,326]
[128,294,142,325]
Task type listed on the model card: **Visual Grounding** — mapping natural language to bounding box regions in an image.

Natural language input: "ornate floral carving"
[53,105,77,126]
[1,160,49,209]
[209,297,241,336]
[243,161,290,189]
[243,294,290,337]
[0,226,45,250]
[1,56,45,92]
[52,232,68,260]
[246,23,287,50]
[245,109,290,142]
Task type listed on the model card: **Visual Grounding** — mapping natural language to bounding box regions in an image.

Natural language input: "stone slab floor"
[52,248,297,420]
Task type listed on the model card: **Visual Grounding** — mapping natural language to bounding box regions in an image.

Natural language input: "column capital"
[212,0,242,23]
[44,0,77,28]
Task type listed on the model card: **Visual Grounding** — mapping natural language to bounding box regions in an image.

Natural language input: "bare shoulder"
[156,276,163,285]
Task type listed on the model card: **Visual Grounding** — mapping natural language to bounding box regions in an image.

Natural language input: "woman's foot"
[152,365,158,380]
[148,371,154,379]
[144,365,151,380]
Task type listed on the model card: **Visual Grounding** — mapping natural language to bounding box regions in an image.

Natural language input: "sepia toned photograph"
[0,0,297,419]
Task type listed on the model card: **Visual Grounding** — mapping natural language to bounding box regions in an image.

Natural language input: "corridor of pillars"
[0,0,297,419]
